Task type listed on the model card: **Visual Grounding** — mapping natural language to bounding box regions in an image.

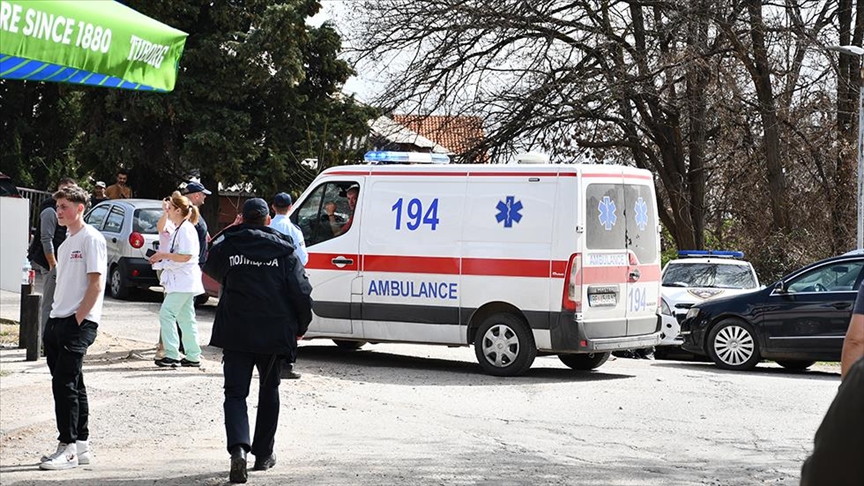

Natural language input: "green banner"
[0,0,187,91]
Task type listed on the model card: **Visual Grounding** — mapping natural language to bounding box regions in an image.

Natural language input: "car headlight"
[685,307,700,320]
[660,299,672,316]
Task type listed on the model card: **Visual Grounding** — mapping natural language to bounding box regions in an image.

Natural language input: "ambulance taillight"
[562,253,582,312]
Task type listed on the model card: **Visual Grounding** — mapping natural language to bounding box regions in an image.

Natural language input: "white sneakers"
[40,442,66,463]
[77,440,91,465]
[39,441,90,470]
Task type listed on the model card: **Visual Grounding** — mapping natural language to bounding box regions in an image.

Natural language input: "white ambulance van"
[289,151,662,376]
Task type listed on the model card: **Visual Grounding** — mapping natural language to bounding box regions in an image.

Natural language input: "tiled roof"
[392,115,485,156]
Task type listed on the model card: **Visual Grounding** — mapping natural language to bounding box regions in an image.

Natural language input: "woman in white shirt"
[148,191,205,367]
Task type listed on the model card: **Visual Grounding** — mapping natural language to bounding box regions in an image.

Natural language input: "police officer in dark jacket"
[203,198,312,484]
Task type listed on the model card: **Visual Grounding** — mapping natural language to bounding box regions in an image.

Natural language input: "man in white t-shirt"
[39,186,107,471]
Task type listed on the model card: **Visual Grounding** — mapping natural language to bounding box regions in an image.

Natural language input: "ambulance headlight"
[660,299,672,316]
[685,307,700,320]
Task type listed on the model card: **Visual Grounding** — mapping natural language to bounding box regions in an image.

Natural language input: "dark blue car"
[680,252,864,371]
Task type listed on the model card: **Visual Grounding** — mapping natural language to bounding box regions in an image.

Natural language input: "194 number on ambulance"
[392,198,440,230]
[628,286,648,312]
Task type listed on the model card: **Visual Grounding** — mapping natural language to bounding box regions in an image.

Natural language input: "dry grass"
[0,322,19,347]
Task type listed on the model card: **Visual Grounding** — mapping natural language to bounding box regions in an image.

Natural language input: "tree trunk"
[834,0,857,253]
[747,0,787,231]
[686,3,710,250]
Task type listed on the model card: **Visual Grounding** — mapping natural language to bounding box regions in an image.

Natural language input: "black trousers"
[223,350,281,457]
[283,345,297,370]
[43,315,98,444]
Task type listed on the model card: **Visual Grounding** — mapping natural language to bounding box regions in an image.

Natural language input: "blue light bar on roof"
[364,151,451,165]
[678,250,745,259]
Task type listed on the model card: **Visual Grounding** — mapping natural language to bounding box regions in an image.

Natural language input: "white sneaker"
[39,442,78,470]
[40,442,66,463]
[76,440,90,465]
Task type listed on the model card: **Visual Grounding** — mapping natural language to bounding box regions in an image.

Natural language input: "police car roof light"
[364,151,451,165]
[678,250,745,259]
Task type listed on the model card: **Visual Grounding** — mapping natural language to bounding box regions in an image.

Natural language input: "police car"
[659,250,760,346]
[289,150,664,376]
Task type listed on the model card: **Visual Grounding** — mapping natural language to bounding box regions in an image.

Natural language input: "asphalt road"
[0,286,841,485]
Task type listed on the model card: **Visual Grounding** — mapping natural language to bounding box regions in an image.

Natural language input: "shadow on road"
[296,344,634,386]
[0,469,232,486]
[651,360,840,380]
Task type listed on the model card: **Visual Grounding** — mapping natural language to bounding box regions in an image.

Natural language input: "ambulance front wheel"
[333,339,366,350]
[558,352,611,370]
[474,313,536,376]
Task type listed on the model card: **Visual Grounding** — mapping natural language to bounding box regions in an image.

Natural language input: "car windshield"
[663,263,757,289]
[0,179,19,197]
[133,208,161,234]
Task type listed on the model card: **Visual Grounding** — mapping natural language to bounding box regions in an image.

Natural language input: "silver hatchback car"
[84,199,162,299]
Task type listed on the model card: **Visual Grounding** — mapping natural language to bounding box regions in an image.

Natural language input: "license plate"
[589,293,617,307]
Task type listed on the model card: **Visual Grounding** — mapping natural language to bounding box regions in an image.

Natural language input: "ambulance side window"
[586,184,626,251]
[292,181,357,247]
[625,184,658,264]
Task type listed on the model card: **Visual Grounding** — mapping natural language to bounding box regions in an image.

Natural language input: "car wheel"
[194,294,210,306]
[333,340,366,350]
[707,319,760,370]
[558,352,611,370]
[776,360,816,371]
[108,265,130,300]
[473,313,536,376]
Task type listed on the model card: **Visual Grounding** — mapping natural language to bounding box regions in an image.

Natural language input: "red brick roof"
[392,115,485,157]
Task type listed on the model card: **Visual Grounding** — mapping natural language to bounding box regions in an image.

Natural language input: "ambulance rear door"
[582,173,630,338]
[623,176,661,335]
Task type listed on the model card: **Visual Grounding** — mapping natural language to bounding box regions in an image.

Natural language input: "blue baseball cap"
[182,181,211,195]
[273,192,292,208]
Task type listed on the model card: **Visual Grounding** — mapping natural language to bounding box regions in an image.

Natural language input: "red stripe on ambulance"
[306,253,659,283]
[363,255,460,274]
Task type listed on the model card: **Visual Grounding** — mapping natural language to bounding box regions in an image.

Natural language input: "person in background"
[181,181,211,267]
[38,185,106,470]
[204,198,312,483]
[153,195,181,359]
[269,192,308,266]
[325,184,359,236]
[28,178,77,335]
[105,170,131,199]
[148,192,205,368]
[799,282,864,485]
[90,182,108,207]
[269,192,308,380]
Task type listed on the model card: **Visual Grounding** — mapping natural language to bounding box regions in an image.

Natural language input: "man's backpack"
[285,251,313,334]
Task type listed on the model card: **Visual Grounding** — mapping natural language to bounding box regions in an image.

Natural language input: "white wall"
[0,197,30,292]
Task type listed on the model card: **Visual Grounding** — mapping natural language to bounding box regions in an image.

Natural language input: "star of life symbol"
[598,196,617,231]
[495,196,523,228]
[634,197,648,231]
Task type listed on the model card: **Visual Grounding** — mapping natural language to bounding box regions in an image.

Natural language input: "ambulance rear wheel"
[474,313,536,376]
[558,352,611,370]
[333,340,366,350]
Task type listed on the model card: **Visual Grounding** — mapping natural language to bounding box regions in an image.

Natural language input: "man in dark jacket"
[28,178,77,333]
[203,198,312,484]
